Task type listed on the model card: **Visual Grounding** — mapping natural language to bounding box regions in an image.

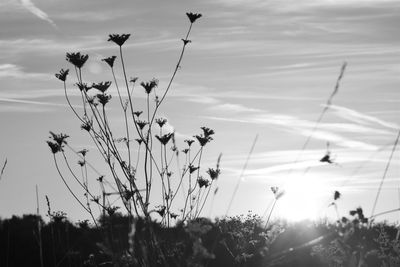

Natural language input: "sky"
[0,0,399,223]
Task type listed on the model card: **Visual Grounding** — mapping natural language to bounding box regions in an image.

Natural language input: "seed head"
[92,81,112,93]
[108,34,131,46]
[66,52,89,69]
[186,12,202,23]
[96,93,112,106]
[102,56,117,68]
[155,132,173,146]
[140,78,158,94]
[55,69,69,82]
[155,118,167,128]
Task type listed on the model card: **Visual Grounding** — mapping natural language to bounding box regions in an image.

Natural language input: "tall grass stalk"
[370,129,400,218]
[225,134,258,215]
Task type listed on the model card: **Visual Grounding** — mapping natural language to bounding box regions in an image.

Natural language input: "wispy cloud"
[0,64,49,80]
[20,0,57,29]
[209,103,261,113]
[0,97,76,109]
[330,105,400,130]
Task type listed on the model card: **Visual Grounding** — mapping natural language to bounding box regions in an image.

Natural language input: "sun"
[272,176,331,222]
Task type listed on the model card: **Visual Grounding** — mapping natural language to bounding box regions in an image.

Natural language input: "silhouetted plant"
[48,12,223,235]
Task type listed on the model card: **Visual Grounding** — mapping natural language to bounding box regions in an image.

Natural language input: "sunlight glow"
[274,175,331,222]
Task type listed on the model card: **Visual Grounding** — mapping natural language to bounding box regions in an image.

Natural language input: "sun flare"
[273,176,331,222]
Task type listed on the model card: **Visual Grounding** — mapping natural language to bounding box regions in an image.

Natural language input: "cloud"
[0,97,76,109]
[20,0,57,29]
[330,105,399,130]
[0,64,49,80]
[205,110,380,150]
[209,103,261,113]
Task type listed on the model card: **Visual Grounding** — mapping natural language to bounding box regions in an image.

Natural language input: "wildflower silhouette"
[96,93,112,106]
[66,52,89,69]
[170,212,178,219]
[108,34,131,46]
[195,135,213,147]
[197,176,210,188]
[136,120,148,130]
[189,164,199,174]
[55,69,69,81]
[135,138,143,145]
[92,81,112,93]
[207,168,220,180]
[140,78,158,94]
[320,141,335,164]
[75,82,92,92]
[80,120,92,132]
[78,149,88,157]
[184,139,195,147]
[50,12,220,229]
[186,12,202,23]
[49,131,69,146]
[101,56,117,68]
[155,118,167,128]
[334,190,341,201]
[182,39,191,45]
[155,132,173,145]
[133,111,143,117]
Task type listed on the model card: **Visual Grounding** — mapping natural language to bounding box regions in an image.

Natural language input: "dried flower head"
[155,118,167,128]
[81,120,93,132]
[92,81,112,93]
[184,139,195,147]
[140,78,158,94]
[207,168,220,180]
[96,93,112,106]
[334,190,341,201]
[75,82,92,92]
[156,205,166,217]
[102,56,117,68]
[320,153,333,164]
[78,149,89,157]
[182,148,189,154]
[135,138,143,145]
[108,34,131,46]
[156,133,173,146]
[195,135,212,147]
[197,176,210,188]
[130,77,138,83]
[78,160,85,167]
[136,120,148,130]
[270,186,279,194]
[55,69,69,82]
[133,111,143,117]
[270,186,284,200]
[189,164,199,174]
[97,175,104,183]
[107,206,120,216]
[47,141,62,154]
[66,52,89,69]
[201,126,215,138]
[186,12,202,23]
[49,131,69,146]
[170,213,178,219]
[182,39,191,45]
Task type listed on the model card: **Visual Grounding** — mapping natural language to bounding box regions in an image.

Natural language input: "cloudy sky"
[0,0,399,223]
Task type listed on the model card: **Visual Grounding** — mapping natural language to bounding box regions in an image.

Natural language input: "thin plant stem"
[225,134,258,215]
[371,129,400,217]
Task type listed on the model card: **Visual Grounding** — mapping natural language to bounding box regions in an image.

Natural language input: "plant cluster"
[48,12,222,227]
